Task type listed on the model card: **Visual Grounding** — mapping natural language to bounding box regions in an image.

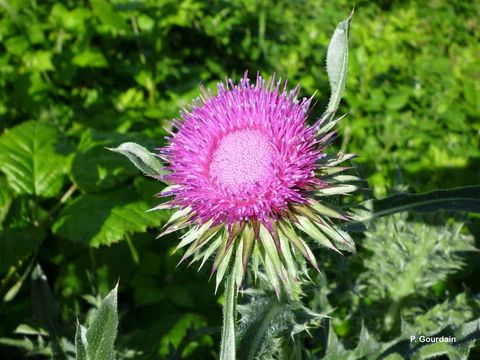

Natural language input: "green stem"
[44,184,77,224]
[220,274,237,360]
[125,234,139,264]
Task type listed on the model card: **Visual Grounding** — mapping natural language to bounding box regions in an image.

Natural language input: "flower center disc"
[210,129,274,192]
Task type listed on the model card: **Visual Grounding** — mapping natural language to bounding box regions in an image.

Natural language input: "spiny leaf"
[75,322,89,360]
[86,284,118,360]
[238,292,326,360]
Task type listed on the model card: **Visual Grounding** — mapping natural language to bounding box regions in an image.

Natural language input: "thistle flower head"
[158,73,358,296]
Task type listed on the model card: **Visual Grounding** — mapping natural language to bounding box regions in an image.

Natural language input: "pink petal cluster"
[160,73,326,228]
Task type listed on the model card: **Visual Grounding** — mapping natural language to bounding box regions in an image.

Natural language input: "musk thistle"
[111,14,355,299]
[155,72,357,297]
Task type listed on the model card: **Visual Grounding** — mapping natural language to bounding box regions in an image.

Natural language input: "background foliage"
[0,0,479,358]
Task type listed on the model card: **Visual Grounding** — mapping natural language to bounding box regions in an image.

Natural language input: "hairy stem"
[220,274,237,360]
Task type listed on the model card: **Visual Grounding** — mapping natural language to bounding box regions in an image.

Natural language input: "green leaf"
[238,297,283,360]
[72,131,141,193]
[91,0,128,31]
[52,189,163,247]
[220,274,237,360]
[3,257,35,302]
[107,142,164,177]
[0,121,70,197]
[237,291,325,360]
[31,264,67,360]
[86,285,118,360]
[387,318,480,360]
[72,49,107,68]
[0,177,12,228]
[325,12,352,116]
[75,322,89,360]
[386,92,410,111]
[0,227,45,273]
[359,213,475,305]
[351,186,480,228]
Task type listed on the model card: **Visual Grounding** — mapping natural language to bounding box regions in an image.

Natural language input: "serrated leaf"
[108,142,164,177]
[53,189,163,247]
[86,285,118,360]
[0,121,70,197]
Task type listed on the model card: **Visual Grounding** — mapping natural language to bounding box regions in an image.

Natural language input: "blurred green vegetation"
[0,0,479,358]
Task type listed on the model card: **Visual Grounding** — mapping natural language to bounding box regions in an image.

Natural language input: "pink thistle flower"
[158,73,358,296]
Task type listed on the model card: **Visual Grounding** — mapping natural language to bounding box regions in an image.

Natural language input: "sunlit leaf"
[0,121,70,197]
[53,189,163,247]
